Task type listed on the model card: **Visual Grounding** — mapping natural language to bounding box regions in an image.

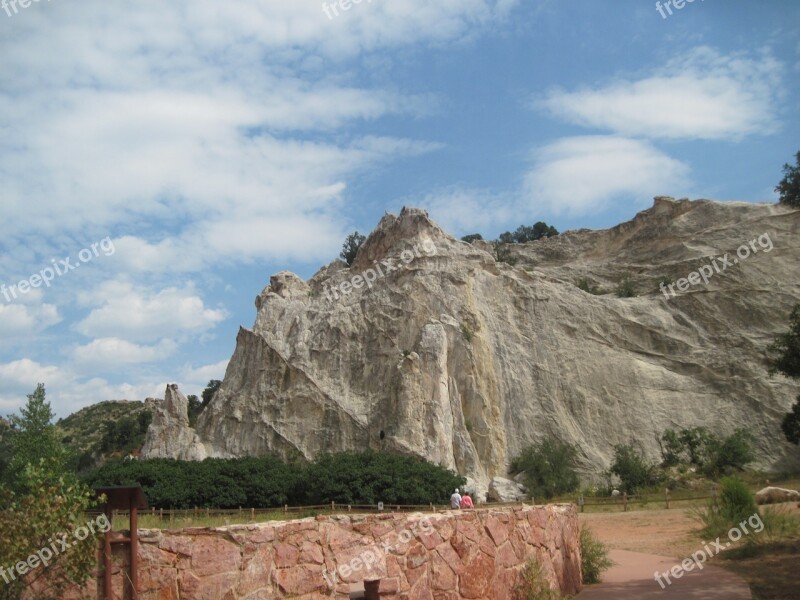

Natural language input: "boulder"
[487,477,527,503]
[755,486,800,505]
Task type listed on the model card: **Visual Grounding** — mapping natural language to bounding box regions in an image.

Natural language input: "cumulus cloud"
[72,338,178,370]
[523,136,690,215]
[74,281,228,343]
[536,47,783,141]
[0,302,61,338]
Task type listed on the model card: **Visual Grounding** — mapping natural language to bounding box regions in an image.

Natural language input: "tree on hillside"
[498,221,559,244]
[610,444,661,494]
[4,384,68,491]
[769,304,800,445]
[340,231,366,266]
[201,379,222,409]
[461,233,483,243]
[776,150,800,208]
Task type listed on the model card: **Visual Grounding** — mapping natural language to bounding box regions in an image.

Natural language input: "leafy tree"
[187,394,202,426]
[4,384,68,492]
[201,380,222,409]
[610,444,660,494]
[493,242,518,266]
[768,304,800,446]
[511,437,580,500]
[497,221,558,244]
[461,233,483,243]
[137,410,152,434]
[340,231,366,266]
[782,399,800,445]
[679,426,716,467]
[706,429,754,476]
[0,465,104,600]
[659,429,684,467]
[775,150,800,208]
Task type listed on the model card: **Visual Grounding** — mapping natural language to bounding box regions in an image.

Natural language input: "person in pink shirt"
[460,491,474,509]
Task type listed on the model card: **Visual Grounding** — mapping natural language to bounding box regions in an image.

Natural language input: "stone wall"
[67,504,581,599]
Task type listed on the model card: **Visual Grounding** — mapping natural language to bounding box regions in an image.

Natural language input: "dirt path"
[576,508,752,599]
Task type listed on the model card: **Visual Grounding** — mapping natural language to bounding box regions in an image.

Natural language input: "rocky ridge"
[143,199,800,498]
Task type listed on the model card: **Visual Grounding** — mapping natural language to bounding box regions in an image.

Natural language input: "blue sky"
[0,0,798,416]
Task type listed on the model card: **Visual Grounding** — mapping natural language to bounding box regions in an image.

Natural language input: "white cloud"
[419,187,516,237]
[180,360,230,391]
[72,338,177,369]
[523,136,690,215]
[75,281,228,343]
[536,47,783,140]
[0,303,61,337]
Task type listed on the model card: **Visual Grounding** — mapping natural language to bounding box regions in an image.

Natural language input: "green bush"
[719,477,758,525]
[576,278,601,295]
[580,525,613,584]
[511,438,580,500]
[694,477,758,539]
[706,429,754,476]
[84,451,464,509]
[610,444,660,494]
[461,233,483,243]
[615,277,637,298]
[775,150,800,208]
[514,559,563,600]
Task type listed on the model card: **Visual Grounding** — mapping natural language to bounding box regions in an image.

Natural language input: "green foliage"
[187,395,202,426]
[708,429,754,476]
[498,222,559,244]
[84,451,464,509]
[658,427,753,476]
[610,444,660,494]
[514,559,563,600]
[0,465,103,600]
[4,384,69,492]
[769,304,800,379]
[768,304,800,446]
[775,150,800,208]
[576,278,601,295]
[719,477,758,524]
[297,451,465,506]
[493,243,518,266]
[782,396,800,445]
[98,412,151,456]
[461,324,474,343]
[615,277,637,298]
[340,231,366,266]
[511,438,580,500]
[201,380,222,409]
[580,525,613,584]
[461,233,483,243]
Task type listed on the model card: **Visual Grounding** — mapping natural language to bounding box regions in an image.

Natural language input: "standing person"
[460,491,474,509]
[450,488,462,509]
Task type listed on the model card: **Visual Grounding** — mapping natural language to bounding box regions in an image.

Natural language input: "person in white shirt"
[450,488,462,509]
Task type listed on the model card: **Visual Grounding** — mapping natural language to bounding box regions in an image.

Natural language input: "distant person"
[450,488,462,509]
[460,491,474,509]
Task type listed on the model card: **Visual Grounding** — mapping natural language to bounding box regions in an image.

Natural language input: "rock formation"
[143,199,800,497]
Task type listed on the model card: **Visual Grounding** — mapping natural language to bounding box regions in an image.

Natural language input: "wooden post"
[623,492,628,512]
[284,504,288,515]
[251,508,255,520]
[665,489,670,509]
[331,501,335,513]
[130,500,139,599]
[103,503,112,600]
[578,495,585,513]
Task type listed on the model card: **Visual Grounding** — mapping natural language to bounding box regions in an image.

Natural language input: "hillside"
[56,400,155,469]
[142,198,800,498]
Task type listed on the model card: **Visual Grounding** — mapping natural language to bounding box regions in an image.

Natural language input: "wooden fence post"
[665,489,670,509]
[623,492,628,512]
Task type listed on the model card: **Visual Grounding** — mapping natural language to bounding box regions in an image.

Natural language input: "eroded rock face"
[142,201,800,491]
[141,384,206,461]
